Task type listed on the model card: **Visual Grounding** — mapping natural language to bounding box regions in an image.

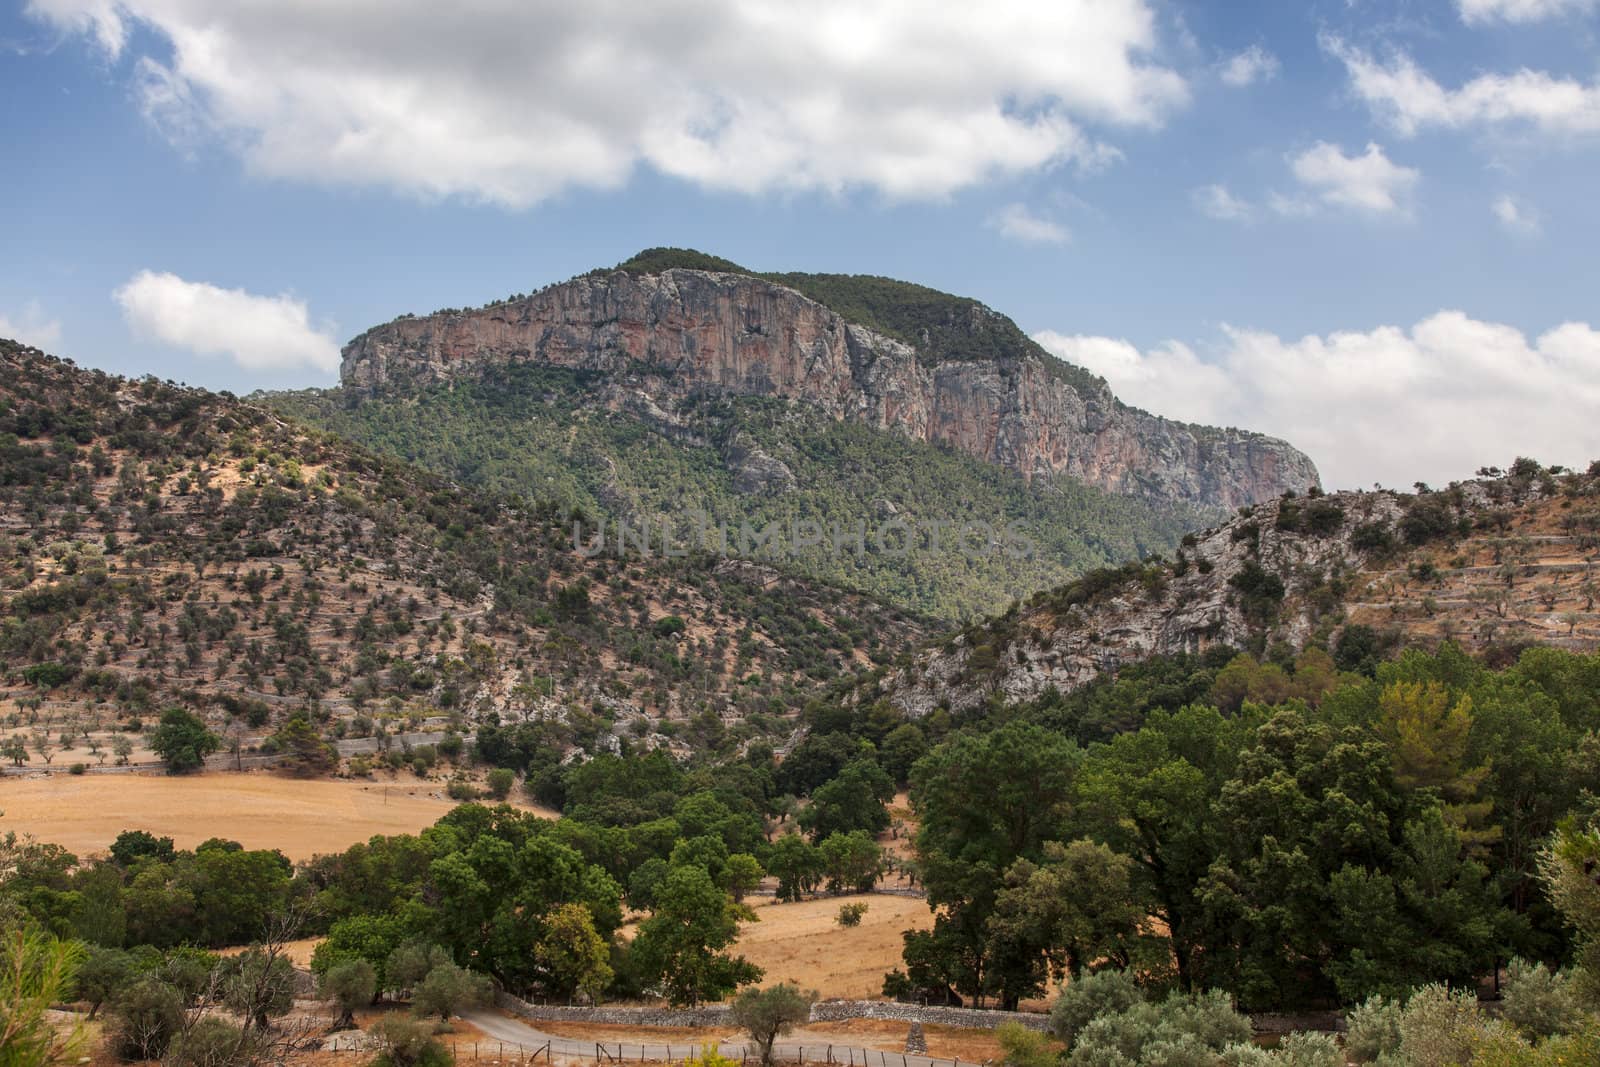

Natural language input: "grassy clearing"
[0,771,555,861]
[734,893,934,1000]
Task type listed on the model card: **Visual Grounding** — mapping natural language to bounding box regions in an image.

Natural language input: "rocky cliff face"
[878,470,1600,716]
[880,491,1402,718]
[341,268,1318,510]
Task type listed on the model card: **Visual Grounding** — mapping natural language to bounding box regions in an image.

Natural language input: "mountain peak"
[340,262,1318,511]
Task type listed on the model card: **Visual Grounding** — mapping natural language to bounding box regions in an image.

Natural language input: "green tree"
[320,959,378,1030]
[537,903,613,1004]
[486,768,516,801]
[797,760,894,842]
[385,942,452,1000]
[110,829,176,867]
[764,834,823,902]
[989,839,1144,981]
[269,712,337,777]
[817,831,882,895]
[106,975,185,1062]
[632,866,760,1006]
[411,962,492,1022]
[222,946,297,1031]
[910,721,1082,1008]
[731,983,814,1067]
[148,708,220,774]
[73,945,133,1020]
[724,854,764,903]
[1375,681,1498,850]
[0,926,85,1067]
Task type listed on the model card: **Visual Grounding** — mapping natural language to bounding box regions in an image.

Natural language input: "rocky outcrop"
[341,269,1318,510]
[882,491,1404,718]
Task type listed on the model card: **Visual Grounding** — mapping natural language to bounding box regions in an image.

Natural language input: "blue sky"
[3,0,1598,487]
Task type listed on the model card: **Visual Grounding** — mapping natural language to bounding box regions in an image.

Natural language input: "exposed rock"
[878,471,1600,716]
[341,269,1318,510]
[724,431,795,494]
[882,491,1398,718]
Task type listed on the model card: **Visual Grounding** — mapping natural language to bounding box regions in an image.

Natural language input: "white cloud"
[1458,0,1600,24]
[989,203,1071,245]
[28,1,1187,207]
[1193,183,1254,222]
[0,301,63,350]
[1325,36,1600,137]
[1288,141,1419,216]
[1035,313,1600,488]
[1220,46,1279,88]
[114,271,340,373]
[1492,194,1542,234]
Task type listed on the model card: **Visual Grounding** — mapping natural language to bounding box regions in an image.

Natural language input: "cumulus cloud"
[28,0,1187,206]
[1493,194,1542,234]
[989,203,1071,245]
[1325,36,1600,137]
[114,271,340,373]
[1287,142,1419,216]
[1458,0,1600,23]
[0,301,63,350]
[1034,313,1600,488]
[1220,46,1279,88]
[1192,183,1254,222]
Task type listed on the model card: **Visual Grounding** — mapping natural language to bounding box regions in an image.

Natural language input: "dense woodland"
[5,641,1600,1065]
[264,365,1201,621]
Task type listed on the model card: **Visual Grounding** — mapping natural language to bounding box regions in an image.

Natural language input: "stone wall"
[497,995,1049,1032]
[497,994,1340,1037]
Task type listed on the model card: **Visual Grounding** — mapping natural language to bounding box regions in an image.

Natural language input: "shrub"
[996,1023,1056,1067]
[68,762,86,775]
[1274,1031,1342,1067]
[368,1015,452,1067]
[1051,969,1146,1048]
[1219,1045,1274,1067]
[836,902,868,927]
[1343,995,1402,1063]
[1499,958,1584,1039]
[1139,1033,1215,1067]
[1160,990,1253,1051]
[1396,984,1487,1067]
[485,767,515,801]
[679,1048,741,1067]
[1070,1004,1160,1066]
[165,1016,253,1067]
[107,975,185,1061]
[445,777,479,801]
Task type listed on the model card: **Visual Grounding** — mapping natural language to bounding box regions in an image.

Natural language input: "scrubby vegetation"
[0,341,922,773]
[263,366,1202,621]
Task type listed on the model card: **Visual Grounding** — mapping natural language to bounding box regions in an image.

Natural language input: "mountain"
[268,249,1318,619]
[0,340,925,759]
[341,249,1317,508]
[876,460,1600,717]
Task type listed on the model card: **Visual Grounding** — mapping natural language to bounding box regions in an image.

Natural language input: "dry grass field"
[734,893,935,1000]
[0,771,556,860]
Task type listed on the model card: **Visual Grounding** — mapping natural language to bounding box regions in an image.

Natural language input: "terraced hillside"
[878,460,1600,717]
[0,341,925,770]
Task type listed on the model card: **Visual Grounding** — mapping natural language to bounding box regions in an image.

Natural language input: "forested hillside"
[265,364,1200,621]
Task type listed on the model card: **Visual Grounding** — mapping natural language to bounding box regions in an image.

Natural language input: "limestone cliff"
[878,469,1600,717]
[341,266,1318,511]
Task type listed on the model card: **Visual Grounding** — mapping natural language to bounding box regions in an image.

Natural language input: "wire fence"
[322,1034,976,1067]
